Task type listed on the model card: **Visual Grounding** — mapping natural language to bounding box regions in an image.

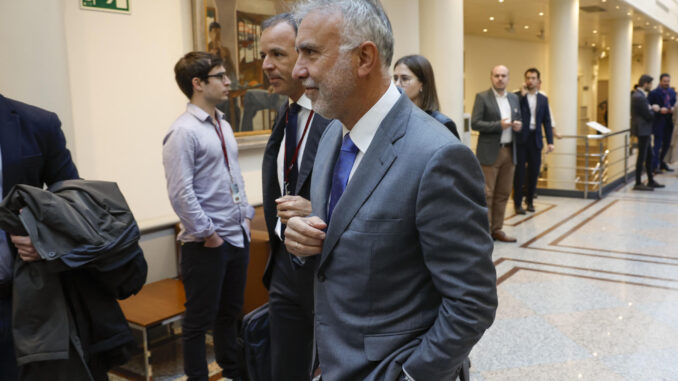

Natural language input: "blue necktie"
[284,103,301,195]
[327,134,359,222]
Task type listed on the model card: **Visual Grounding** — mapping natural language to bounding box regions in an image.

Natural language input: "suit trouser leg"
[269,246,316,381]
[0,296,18,381]
[652,124,664,170]
[181,235,249,381]
[636,135,653,184]
[481,163,499,232]
[513,144,527,207]
[482,146,515,232]
[525,141,542,204]
[661,122,674,166]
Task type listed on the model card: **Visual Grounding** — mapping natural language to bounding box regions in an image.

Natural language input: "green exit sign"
[81,0,130,14]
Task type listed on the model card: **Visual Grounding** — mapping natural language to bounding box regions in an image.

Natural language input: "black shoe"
[661,163,675,172]
[526,202,535,212]
[653,168,663,175]
[633,184,654,191]
[648,181,665,188]
[514,205,526,215]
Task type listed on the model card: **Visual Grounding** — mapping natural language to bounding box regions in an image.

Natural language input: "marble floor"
[469,171,678,381]
[111,172,678,381]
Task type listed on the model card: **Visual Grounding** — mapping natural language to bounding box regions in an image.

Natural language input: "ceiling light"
[627,11,632,16]
[615,5,620,9]
[646,22,650,25]
[524,25,529,29]
[602,0,607,2]
[539,12,544,16]
[592,43,596,47]
[638,45,642,48]
[489,16,495,21]
[483,28,488,32]
[499,0,504,3]
[593,30,598,34]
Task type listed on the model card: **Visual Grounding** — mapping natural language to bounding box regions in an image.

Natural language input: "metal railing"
[468,129,632,199]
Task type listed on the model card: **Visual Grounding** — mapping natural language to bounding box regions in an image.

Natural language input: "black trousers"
[514,136,541,206]
[268,245,316,381]
[0,295,18,381]
[660,122,674,166]
[636,135,654,185]
[181,233,249,381]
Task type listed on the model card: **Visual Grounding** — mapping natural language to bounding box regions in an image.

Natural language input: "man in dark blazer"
[472,65,522,242]
[0,94,79,381]
[647,73,677,173]
[259,13,330,381]
[284,2,497,381]
[513,68,554,214]
[631,74,663,190]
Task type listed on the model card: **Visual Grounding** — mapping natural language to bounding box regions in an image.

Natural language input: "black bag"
[241,303,271,381]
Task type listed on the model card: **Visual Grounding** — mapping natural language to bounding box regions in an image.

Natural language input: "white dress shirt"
[275,94,315,239]
[527,92,537,130]
[492,88,513,144]
[343,82,401,183]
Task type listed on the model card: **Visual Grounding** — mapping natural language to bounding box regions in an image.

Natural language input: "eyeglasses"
[206,72,229,82]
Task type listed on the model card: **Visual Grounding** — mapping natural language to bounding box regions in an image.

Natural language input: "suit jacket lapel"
[319,95,408,269]
[311,121,342,223]
[261,102,288,240]
[487,90,502,121]
[295,115,327,194]
[0,96,22,196]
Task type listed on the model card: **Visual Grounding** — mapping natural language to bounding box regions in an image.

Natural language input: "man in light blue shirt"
[163,52,254,381]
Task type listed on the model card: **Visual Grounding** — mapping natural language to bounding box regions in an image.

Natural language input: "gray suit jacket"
[471,88,522,165]
[631,89,654,137]
[310,93,497,381]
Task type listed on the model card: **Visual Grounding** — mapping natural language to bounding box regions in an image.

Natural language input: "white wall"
[464,35,548,114]
[382,0,421,65]
[0,0,76,154]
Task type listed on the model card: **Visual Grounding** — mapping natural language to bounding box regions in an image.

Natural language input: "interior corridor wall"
[464,35,548,114]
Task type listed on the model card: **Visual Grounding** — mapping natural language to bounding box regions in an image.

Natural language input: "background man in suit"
[472,65,522,243]
[513,68,554,214]
[0,94,79,381]
[647,73,676,173]
[259,12,330,380]
[284,1,498,380]
[631,74,663,190]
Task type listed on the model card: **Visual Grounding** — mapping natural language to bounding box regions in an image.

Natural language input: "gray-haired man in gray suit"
[283,1,498,380]
[471,65,522,243]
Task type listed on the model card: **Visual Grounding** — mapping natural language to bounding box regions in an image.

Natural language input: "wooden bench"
[117,207,271,380]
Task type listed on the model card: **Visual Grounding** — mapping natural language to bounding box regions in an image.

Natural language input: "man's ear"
[356,41,379,78]
[192,77,204,94]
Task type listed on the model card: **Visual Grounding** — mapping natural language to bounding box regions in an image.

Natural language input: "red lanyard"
[213,114,231,171]
[284,109,314,182]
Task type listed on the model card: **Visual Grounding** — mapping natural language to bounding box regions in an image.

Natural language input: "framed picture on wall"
[191,0,290,138]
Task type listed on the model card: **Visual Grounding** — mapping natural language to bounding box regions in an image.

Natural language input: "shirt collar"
[186,102,225,123]
[492,87,507,98]
[342,82,400,153]
[291,93,313,111]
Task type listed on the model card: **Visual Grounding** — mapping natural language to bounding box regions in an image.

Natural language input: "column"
[664,40,678,79]
[608,16,633,184]
[547,0,579,188]
[645,31,663,83]
[419,0,465,144]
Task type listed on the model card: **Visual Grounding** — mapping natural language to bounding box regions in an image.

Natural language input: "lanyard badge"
[213,115,241,204]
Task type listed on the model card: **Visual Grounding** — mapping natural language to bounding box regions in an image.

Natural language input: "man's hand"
[10,235,41,262]
[512,120,522,132]
[204,231,224,248]
[284,216,327,257]
[661,107,669,114]
[546,144,555,153]
[276,195,312,225]
[651,104,661,112]
[500,118,512,130]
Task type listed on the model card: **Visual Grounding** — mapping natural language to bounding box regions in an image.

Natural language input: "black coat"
[0,180,147,378]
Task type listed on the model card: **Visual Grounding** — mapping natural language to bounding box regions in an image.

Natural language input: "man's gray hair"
[294,0,394,68]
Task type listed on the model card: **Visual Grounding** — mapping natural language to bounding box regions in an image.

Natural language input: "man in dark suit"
[284,2,497,380]
[259,13,330,381]
[0,94,79,381]
[631,74,663,190]
[647,73,677,173]
[513,68,554,214]
[471,65,522,242]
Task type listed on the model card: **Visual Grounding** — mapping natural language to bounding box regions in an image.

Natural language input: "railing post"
[624,134,629,184]
[599,139,604,198]
[584,137,589,199]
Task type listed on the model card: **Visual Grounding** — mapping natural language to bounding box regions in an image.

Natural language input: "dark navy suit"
[514,91,553,208]
[0,94,78,381]
[647,86,676,170]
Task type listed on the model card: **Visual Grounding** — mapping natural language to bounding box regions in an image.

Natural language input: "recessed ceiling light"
[489,16,495,21]
[483,28,488,32]
[592,43,596,47]
[638,45,642,48]
[593,30,598,34]
[524,25,529,29]
[615,5,620,9]
[602,0,607,2]
[627,11,632,16]
[646,22,650,25]
[499,0,504,3]
[539,12,544,16]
